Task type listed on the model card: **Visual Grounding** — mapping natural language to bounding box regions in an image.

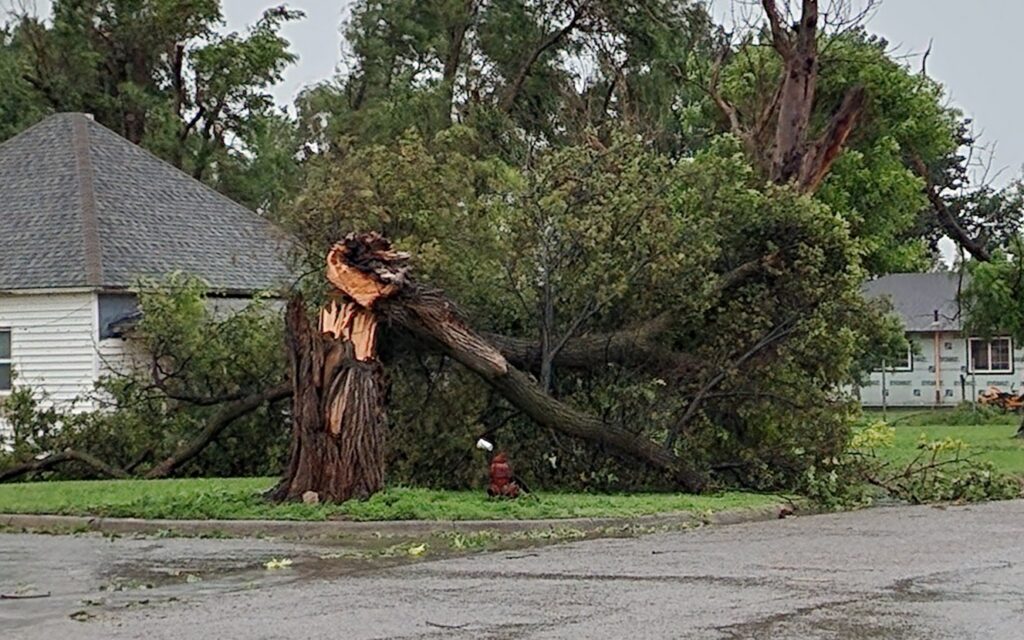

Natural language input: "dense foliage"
[2,1,1019,497]
[1,276,288,478]
[0,0,303,214]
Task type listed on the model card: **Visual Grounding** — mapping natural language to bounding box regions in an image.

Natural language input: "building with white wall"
[857,273,1024,407]
[0,113,293,435]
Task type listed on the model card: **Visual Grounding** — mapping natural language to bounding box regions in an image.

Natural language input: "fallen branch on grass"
[0,449,129,483]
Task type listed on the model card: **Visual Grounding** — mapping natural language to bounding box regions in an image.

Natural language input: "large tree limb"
[768,0,820,184]
[144,382,291,479]
[385,296,706,490]
[797,85,867,193]
[484,254,778,375]
[484,313,699,374]
[0,450,129,483]
[910,156,992,262]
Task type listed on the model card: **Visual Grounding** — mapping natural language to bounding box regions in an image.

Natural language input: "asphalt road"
[3,501,1024,639]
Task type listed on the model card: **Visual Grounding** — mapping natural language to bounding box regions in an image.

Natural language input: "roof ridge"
[71,114,104,287]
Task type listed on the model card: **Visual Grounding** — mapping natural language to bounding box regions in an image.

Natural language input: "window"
[0,329,10,391]
[875,346,913,372]
[969,337,1013,374]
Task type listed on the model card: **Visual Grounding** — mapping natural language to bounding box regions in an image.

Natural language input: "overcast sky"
[6,0,1021,183]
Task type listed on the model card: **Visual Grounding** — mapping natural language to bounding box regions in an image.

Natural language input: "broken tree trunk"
[296,232,704,491]
[272,237,404,503]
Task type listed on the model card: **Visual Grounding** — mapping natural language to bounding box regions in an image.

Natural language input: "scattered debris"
[407,543,427,557]
[264,558,294,570]
[425,620,469,630]
[69,610,97,622]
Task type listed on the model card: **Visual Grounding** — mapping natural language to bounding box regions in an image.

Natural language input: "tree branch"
[498,8,582,113]
[760,0,791,56]
[0,450,129,483]
[144,382,291,478]
[910,155,992,262]
[663,320,797,450]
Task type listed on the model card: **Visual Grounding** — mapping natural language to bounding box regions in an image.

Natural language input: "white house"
[0,113,293,435]
[857,273,1024,407]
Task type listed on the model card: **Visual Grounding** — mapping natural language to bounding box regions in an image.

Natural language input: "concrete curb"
[0,503,799,539]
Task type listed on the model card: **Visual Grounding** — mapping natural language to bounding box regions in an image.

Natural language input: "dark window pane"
[0,331,9,359]
[0,363,10,390]
[971,340,989,371]
[991,339,1011,371]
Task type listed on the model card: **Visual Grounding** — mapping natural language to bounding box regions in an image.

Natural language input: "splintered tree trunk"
[272,237,405,503]
[272,299,387,502]
[274,232,705,499]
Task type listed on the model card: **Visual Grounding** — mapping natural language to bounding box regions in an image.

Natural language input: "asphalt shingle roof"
[863,272,968,332]
[0,113,294,292]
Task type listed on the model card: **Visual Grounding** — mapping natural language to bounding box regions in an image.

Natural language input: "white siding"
[0,291,99,435]
[857,332,1024,407]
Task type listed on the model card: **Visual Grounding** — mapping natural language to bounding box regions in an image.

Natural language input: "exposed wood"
[271,297,388,502]
[0,449,129,483]
[273,235,405,503]
[797,85,867,193]
[709,1,863,195]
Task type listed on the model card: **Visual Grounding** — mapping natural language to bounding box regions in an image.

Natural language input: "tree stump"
[272,235,406,503]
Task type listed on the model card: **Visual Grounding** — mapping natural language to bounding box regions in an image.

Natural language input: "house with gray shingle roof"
[858,273,1024,407]
[0,113,293,429]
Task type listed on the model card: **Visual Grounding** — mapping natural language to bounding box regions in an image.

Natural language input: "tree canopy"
[2,0,1021,492]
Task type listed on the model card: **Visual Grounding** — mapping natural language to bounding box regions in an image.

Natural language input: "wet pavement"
[3,501,1024,639]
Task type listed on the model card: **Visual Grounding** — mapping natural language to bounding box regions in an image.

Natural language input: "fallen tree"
[271,232,743,500]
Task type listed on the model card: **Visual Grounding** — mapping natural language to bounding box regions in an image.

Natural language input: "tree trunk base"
[272,296,388,504]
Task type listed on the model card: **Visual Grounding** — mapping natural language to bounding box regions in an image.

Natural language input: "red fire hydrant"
[487,452,520,498]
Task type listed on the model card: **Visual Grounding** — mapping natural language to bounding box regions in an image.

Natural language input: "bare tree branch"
[145,382,291,479]
[0,450,129,483]
[910,155,993,262]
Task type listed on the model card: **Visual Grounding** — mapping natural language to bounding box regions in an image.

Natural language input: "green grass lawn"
[880,423,1024,477]
[0,477,783,521]
[862,407,1024,476]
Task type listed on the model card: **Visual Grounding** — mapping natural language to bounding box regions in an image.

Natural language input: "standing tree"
[1,0,303,211]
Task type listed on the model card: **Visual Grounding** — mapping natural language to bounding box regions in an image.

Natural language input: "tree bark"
[766,0,819,185]
[270,298,388,503]
[271,236,405,503]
